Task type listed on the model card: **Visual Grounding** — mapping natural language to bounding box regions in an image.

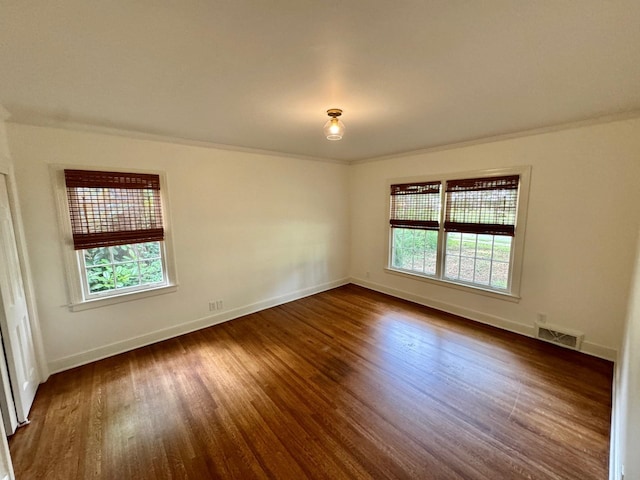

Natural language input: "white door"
[0,175,38,427]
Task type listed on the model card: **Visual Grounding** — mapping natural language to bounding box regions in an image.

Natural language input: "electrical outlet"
[209,299,223,311]
[537,312,547,324]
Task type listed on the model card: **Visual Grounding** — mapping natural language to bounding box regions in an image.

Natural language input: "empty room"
[0,1,639,479]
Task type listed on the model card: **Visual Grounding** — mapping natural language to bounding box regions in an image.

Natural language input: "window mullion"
[470,235,475,284]
[456,235,461,279]
[411,229,416,271]
[507,236,515,291]
[421,230,427,274]
[133,243,141,287]
[435,185,447,279]
[107,246,116,290]
[488,236,495,287]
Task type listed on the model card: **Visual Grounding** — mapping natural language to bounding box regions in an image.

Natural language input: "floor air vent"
[535,323,584,351]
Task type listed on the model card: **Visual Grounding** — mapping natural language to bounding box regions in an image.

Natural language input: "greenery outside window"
[388,167,530,297]
[81,241,165,296]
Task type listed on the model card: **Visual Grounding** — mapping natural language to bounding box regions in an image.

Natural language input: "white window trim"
[385,165,531,301]
[51,165,179,311]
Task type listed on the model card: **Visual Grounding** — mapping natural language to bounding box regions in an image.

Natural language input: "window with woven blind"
[64,169,164,250]
[389,181,442,276]
[387,168,529,297]
[57,168,176,308]
[390,181,441,230]
[444,175,519,236]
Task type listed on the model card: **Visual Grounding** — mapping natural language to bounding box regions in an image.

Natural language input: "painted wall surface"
[349,118,640,358]
[7,124,350,371]
[0,107,11,166]
[613,227,640,480]
[7,117,640,370]
[0,109,16,480]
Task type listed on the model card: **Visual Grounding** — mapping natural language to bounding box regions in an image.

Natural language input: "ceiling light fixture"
[324,108,345,141]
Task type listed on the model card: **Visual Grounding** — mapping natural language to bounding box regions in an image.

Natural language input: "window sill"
[68,284,178,312]
[384,268,521,303]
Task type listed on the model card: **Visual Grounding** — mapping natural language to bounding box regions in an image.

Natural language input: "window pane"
[86,265,115,293]
[491,261,510,289]
[446,232,461,255]
[474,259,491,285]
[444,232,511,290]
[138,241,162,259]
[84,247,110,267]
[82,241,165,297]
[459,257,475,283]
[114,263,140,288]
[391,228,407,269]
[112,244,138,263]
[476,234,493,259]
[391,228,437,275]
[493,236,512,262]
[461,234,477,257]
[140,259,164,284]
[444,255,460,278]
[423,230,438,274]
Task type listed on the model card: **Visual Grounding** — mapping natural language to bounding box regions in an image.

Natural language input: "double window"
[57,168,176,310]
[388,168,529,297]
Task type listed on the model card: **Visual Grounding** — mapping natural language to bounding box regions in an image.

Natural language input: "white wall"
[7,124,350,372]
[612,226,640,480]
[349,117,640,359]
[0,107,17,480]
[6,116,640,480]
[0,106,12,169]
[7,117,640,369]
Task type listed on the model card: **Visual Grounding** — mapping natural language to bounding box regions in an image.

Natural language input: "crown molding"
[6,118,351,166]
[6,108,640,166]
[351,109,640,165]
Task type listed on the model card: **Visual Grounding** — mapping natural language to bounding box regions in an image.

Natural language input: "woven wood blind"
[389,181,441,230]
[444,175,519,236]
[64,169,164,250]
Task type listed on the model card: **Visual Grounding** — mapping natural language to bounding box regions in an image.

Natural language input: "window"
[57,168,177,310]
[80,242,165,295]
[390,182,441,276]
[388,167,529,297]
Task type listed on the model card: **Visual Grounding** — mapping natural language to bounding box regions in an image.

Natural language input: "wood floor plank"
[9,285,612,479]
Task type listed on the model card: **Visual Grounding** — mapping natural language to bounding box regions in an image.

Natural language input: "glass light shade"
[323,117,345,141]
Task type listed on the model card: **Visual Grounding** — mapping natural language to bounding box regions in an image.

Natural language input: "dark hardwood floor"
[9,285,613,479]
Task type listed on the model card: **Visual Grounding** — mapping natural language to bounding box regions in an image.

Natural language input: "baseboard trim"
[48,278,350,374]
[581,341,617,362]
[350,277,617,361]
[48,275,617,373]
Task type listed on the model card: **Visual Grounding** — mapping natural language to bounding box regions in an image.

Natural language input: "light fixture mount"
[324,108,345,141]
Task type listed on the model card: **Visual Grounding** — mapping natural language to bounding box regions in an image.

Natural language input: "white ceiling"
[1,1,639,162]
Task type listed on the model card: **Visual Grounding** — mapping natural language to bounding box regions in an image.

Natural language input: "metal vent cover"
[535,323,584,351]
